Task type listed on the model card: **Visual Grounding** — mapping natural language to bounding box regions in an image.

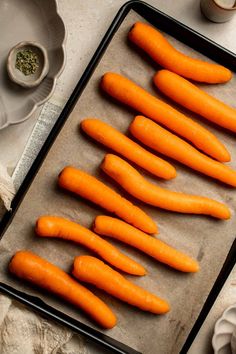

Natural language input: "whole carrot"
[73,255,170,314]
[130,116,236,187]
[101,154,230,220]
[36,216,146,276]
[9,251,117,329]
[101,72,229,162]
[58,166,157,234]
[94,216,199,273]
[81,118,176,180]
[154,70,236,133]
[129,22,232,84]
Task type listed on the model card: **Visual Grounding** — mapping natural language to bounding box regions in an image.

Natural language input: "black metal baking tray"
[0,1,236,353]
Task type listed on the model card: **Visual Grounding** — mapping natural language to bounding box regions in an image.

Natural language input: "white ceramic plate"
[213,304,236,354]
[0,0,66,129]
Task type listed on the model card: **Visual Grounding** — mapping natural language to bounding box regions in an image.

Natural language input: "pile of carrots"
[10,22,236,329]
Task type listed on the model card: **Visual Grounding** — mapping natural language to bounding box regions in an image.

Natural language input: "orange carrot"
[73,255,170,314]
[101,154,230,220]
[58,166,157,234]
[81,118,176,180]
[154,70,236,133]
[9,250,116,329]
[129,22,232,84]
[36,215,146,276]
[130,116,236,187]
[101,72,230,162]
[94,216,199,273]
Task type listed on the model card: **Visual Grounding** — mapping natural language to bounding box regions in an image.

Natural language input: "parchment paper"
[0,11,236,354]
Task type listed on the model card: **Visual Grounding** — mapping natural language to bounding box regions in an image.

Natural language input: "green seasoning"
[15,49,39,76]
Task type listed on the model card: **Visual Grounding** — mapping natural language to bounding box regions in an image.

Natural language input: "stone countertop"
[0,0,236,353]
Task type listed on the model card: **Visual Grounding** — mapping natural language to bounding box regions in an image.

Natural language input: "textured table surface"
[0,1,236,353]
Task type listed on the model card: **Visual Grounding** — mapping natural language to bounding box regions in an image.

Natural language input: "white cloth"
[0,163,15,211]
[0,294,87,354]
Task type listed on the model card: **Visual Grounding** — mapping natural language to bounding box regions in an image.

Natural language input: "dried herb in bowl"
[15,49,39,76]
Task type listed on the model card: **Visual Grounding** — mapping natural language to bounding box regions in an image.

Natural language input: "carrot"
[9,250,117,329]
[101,72,230,162]
[36,215,146,276]
[101,154,231,219]
[73,255,170,314]
[130,116,236,187]
[154,69,236,133]
[81,118,176,180]
[58,166,157,234]
[94,216,199,273]
[128,22,232,84]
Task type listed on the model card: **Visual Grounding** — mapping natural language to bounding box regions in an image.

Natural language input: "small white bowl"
[201,0,236,23]
[212,304,236,354]
[7,41,49,88]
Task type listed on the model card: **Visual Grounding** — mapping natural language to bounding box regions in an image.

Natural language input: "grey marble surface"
[0,1,236,353]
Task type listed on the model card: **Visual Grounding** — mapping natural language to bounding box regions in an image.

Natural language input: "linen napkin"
[0,294,87,354]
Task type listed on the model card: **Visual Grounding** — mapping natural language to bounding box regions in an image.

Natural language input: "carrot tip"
[129,24,135,33]
[163,303,171,314]
[190,262,200,273]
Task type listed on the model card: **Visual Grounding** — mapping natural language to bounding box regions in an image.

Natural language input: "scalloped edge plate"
[0,0,66,129]
[212,304,236,354]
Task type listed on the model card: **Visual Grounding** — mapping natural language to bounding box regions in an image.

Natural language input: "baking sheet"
[0,10,236,354]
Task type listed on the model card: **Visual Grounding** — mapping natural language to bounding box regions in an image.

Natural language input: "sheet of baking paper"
[0,10,235,354]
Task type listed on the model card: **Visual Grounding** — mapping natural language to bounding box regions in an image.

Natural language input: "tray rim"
[0,1,236,353]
